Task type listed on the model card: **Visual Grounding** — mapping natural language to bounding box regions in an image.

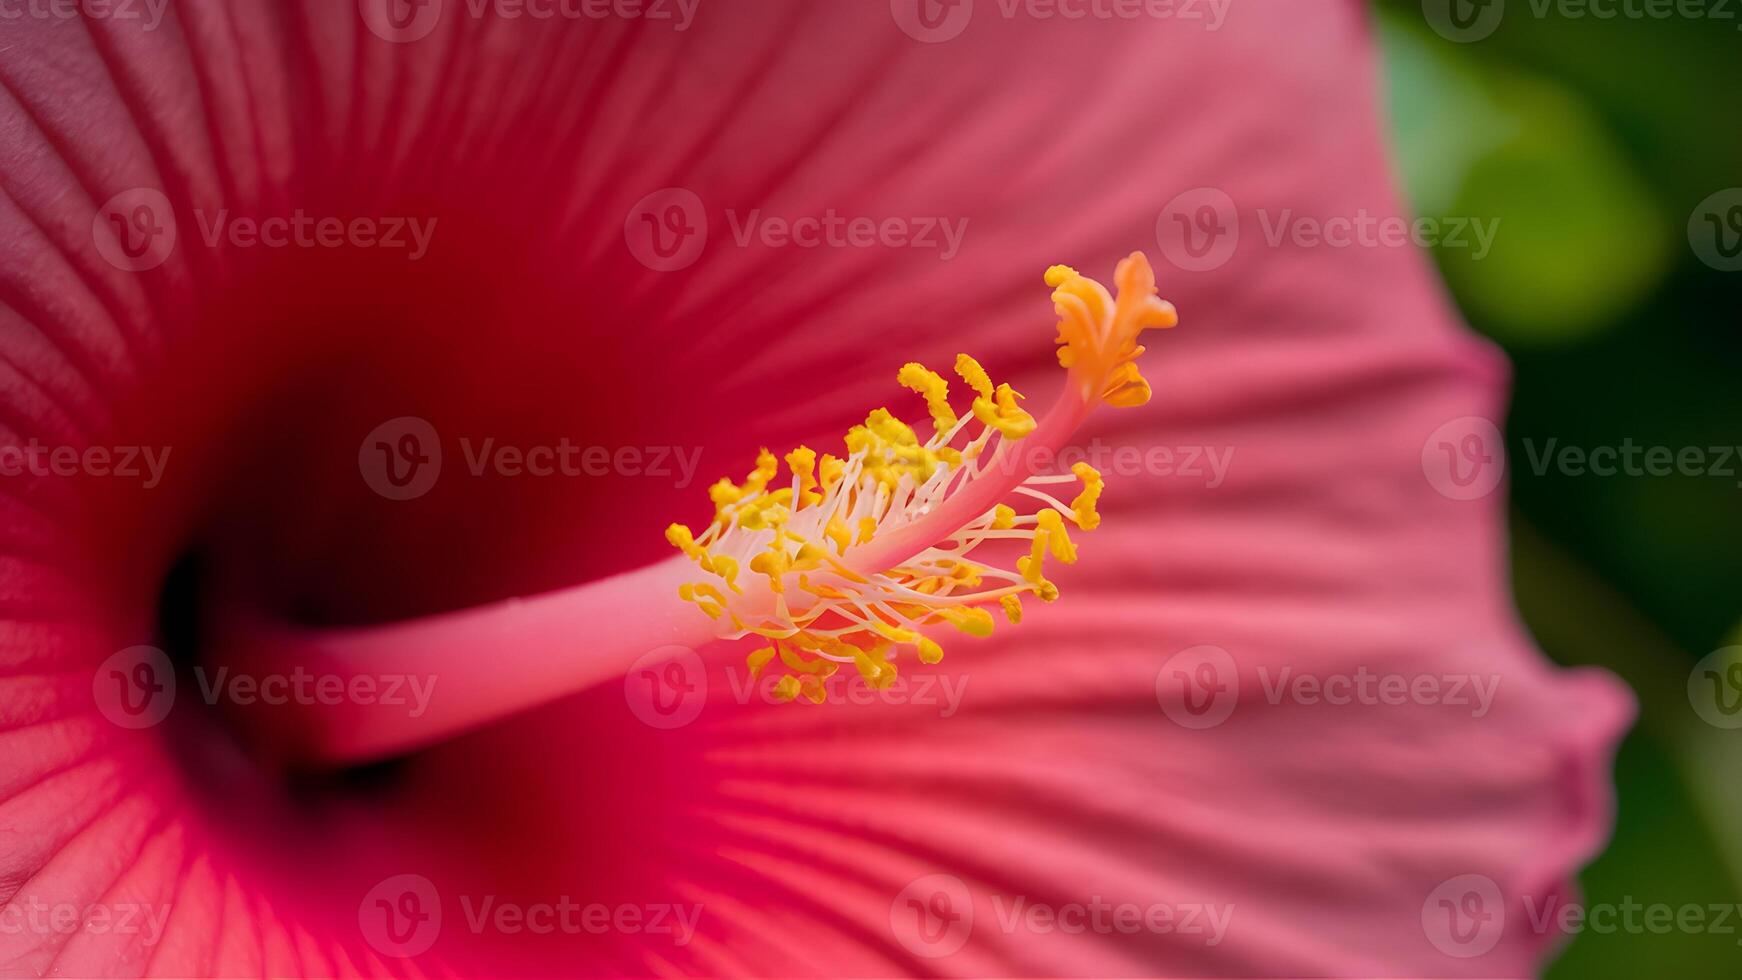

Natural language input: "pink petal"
[0,1,1630,976]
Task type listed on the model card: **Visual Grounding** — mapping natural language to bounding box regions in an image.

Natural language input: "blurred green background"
[1374,2,1741,976]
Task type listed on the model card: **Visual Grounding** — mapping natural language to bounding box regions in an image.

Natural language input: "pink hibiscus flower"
[0,1,1630,976]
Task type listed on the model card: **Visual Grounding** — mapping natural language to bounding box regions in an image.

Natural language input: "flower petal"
[0,1,1629,977]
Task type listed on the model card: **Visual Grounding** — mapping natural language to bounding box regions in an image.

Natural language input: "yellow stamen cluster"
[666,255,1174,703]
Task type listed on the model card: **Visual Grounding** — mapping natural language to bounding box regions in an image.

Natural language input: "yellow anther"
[1019,523,1059,601]
[917,636,944,665]
[955,353,994,400]
[1070,462,1104,531]
[745,448,780,494]
[818,453,845,491]
[666,522,696,553]
[992,504,1016,530]
[973,383,1037,440]
[938,605,995,637]
[1036,508,1077,564]
[1001,594,1023,623]
[865,645,898,688]
[735,502,782,531]
[844,424,874,458]
[712,555,742,593]
[852,651,884,682]
[824,557,871,584]
[707,478,743,516]
[735,488,794,530]
[873,621,921,645]
[786,446,819,503]
[779,641,835,675]
[774,675,802,702]
[824,516,852,555]
[791,540,829,572]
[800,674,828,704]
[857,517,878,544]
[666,523,712,569]
[797,574,839,599]
[898,362,958,434]
[681,580,726,619]
[867,407,919,447]
[831,638,894,688]
[947,562,983,587]
[750,545,790,593]
[747,646,776,678]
